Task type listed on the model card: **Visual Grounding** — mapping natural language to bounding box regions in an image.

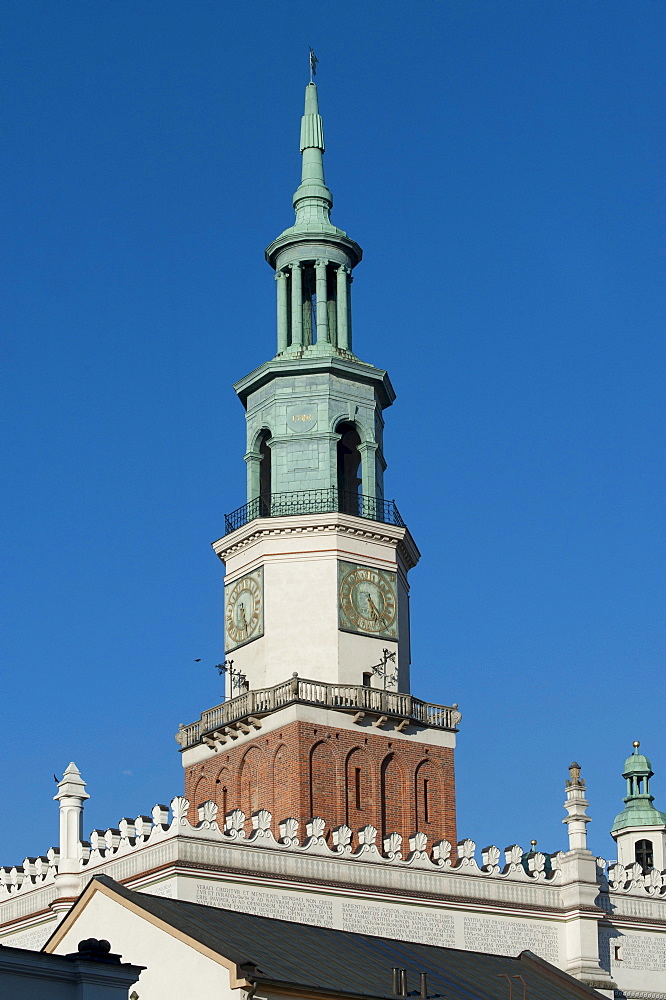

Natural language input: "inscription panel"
[142,882,174,899]
[286,404,318,433]
[342,902,455,946]
[621,932,666,972]
[196,883,333,927]
[0,923,55,950]
[464,916,559,964]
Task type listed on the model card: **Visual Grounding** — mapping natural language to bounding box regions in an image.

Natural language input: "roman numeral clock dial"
[338,561,398,639]
[225,567,264,651]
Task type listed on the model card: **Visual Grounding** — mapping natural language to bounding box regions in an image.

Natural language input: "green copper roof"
[622,750,653,775]
[266,83,362,266]
[611,743,666,833]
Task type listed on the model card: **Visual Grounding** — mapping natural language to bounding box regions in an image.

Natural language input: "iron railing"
[176,675,461,749]
[224,488,405,535]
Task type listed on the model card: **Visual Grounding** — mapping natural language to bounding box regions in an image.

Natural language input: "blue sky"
[2,0,664,865]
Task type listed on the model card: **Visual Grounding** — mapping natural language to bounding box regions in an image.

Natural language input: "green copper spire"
[265,79,363,360]
[611,742,666,833]
[266,83,361,257]
[292,83,333,229]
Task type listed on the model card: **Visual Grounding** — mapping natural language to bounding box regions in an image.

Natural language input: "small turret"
[611,742,666,872]
[563,761,591,851]
[53,762,89,897]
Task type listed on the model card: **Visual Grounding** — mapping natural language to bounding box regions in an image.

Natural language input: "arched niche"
[248,428,272,515]
[336,420,362,513]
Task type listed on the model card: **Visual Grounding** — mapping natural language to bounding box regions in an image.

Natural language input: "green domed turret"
[611,742,666,833]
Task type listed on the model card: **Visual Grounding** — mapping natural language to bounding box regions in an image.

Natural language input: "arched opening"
[240,747,262,817]
[310,741,338,828]
[345,748,373,835]
[336,421,362,514]
[273,744,291,828]
[215,766,230,821]
[635,839,654,873]
[415,760,441,833]
[258,430,271,517]
[380,753,406,843]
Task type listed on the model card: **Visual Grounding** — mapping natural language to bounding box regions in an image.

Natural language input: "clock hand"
[366,595,385,624]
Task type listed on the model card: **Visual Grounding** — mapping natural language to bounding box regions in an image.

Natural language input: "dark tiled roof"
[94,876,605,1000]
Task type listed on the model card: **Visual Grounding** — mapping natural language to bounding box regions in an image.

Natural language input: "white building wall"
[49,891,231,1000]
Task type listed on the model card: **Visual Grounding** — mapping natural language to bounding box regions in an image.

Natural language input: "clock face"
[225,567,264,651]
[338,561,398,639]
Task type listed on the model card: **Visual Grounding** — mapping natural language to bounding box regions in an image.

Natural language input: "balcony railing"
[224,488,405,535]
[176,675,461,749]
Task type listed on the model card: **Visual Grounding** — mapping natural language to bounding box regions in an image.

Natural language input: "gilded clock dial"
[225,567,264,651]
[338,562,398,638]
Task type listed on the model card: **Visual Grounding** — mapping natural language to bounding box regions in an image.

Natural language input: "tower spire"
[292,82,333,229]
[265,79,362,359]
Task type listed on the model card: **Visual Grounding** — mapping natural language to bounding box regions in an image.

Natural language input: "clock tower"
[178,80,460,851]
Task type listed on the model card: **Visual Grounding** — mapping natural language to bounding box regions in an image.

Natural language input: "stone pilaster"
[275,270,289,353]
[336,266,349,350]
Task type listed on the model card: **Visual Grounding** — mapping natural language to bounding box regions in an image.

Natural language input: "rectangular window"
[355,767,362,810]
[362,672,372,687]
[423,779,429,823]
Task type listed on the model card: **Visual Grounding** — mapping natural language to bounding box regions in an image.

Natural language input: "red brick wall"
[183,719,456,849]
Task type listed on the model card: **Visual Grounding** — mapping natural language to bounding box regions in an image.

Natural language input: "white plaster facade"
[213,513,420,693]
[48,889,227,1000]
[615,825,666,874]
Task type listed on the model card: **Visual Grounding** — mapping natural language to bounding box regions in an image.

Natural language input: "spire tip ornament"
[309,46,318,83]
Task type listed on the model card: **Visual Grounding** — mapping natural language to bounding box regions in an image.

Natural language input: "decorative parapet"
[176,675,461,749]
[600,858,666,895]
[3,801,665,907]
[0,801,577,902]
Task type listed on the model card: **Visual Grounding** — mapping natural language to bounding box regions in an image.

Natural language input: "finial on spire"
[309,47,318,84]
[633,740,641,750]
[567,761,585,787]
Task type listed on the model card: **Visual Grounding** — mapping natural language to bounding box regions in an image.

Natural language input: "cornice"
[213,514,420,570]
[233,355,395,410]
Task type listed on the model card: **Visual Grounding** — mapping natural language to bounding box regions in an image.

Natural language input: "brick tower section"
[184,720,456,849]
